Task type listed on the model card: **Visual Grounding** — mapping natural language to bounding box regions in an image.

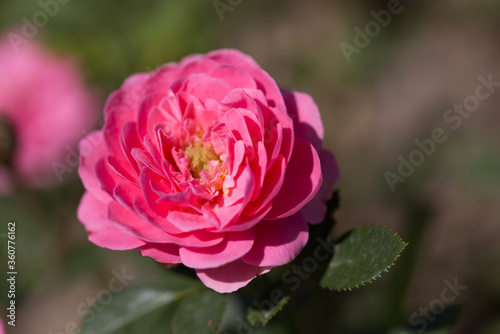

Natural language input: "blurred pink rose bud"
[0,30,97,194]
[77,49,339,293]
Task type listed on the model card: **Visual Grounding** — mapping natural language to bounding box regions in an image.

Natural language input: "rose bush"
[0,31,97,193]
[77,49,338,293]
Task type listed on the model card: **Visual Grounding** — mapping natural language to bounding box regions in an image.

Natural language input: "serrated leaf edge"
[247,295,292,327]
[320,225,408,292]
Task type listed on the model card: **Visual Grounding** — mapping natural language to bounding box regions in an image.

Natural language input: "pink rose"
[77,49,338,293]
[0,30,97,193]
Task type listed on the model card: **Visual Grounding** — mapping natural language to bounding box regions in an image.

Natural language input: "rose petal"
[167,209,218,232]
[228,139,246,176]
[220,108,254,147]
[179,57,219,77]
[209,64,257,90]
[119,121,142,176]
[137,93,168,140]
[299,195,328,225]
[223,202,272,232]
[220,162,255,208]
[242,213,308,267]
[196,260,270,293]
[95,157,121,198]
[77,192,145,250]
[260,104,294,162]
[103,73,149,154]
[180,230,254,269]
[249,141,267,201]
[250,68,285,107]
[176,74,233,103]
[108,201,171,243]
[78,131,111,203]
[300,149,339,224]
[319,149,340,187]
[244,154,286,216]
[107,155,138,184]
[141,243,181,264]
[144,64,180,94]
[282,89,324,150]
[206,49,260,72]
[133,196,183,234]
[162,230,226,248]
[113,182,142,213]
[265,138,322,220]
[265,122,283,167]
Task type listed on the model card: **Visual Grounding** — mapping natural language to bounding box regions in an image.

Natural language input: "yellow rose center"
[183,140,220,178]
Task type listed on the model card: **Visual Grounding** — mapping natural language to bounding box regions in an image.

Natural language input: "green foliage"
[171,290,227,334]
[320,225,407,291]
[247,294,291,327]
[80,285,191,334]
[79,284,228,334]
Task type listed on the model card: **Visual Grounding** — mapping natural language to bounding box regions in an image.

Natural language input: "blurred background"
[1,0,499,333]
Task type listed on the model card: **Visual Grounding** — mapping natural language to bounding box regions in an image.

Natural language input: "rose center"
[183,140,220,178]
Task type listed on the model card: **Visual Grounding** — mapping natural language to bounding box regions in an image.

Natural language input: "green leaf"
[80,285,193,334]
[171,289,227,334]
[320,225,407,291]
[107,303,177,334]
[247,294,291,327]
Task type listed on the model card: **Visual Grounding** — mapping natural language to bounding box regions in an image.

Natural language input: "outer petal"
[103,73,150,156]
[208,64,257,90]
[241,213,308,267]
[298,195,327,225]
[178,57,219,77]
[319,149,340,188]
[144,64,180,94]
[196,260,270,293]
[77,192,145,250]
[108,201,171,243]
[78,131,111,203]
[141,243,181,264]
[250,68,286,108]
[179,230,254,269]
[265,138,322,220]
[104,73,150,119]
[300,149,339,224]
[282,89,324,150]
[206,49,260,72]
